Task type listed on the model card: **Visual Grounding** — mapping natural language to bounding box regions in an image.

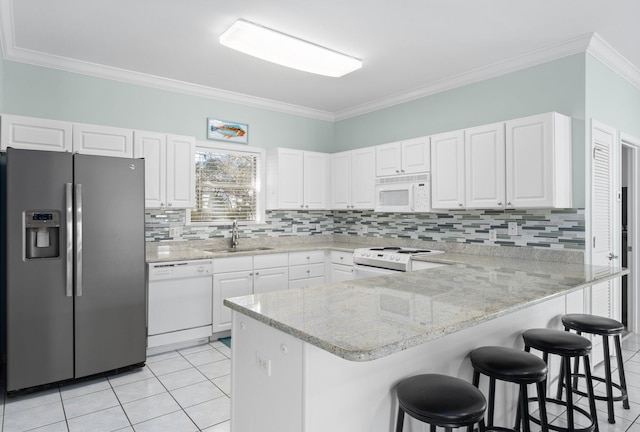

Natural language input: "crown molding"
[333,34,595,121]
[586,33,640,90]
[0,0,334,121]
[1,0,639,125]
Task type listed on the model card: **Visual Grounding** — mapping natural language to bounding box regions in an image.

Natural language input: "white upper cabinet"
[134,131,195,208]
[465,123,506,209]
[330,147,376,210]
[402,137,431,175]
[1,115,72,152]
[431,113,571,210]
[266,148,329,210]
[505,112,572,208]
[166,134,196,208]
[430,130,465,209]
[133,131,166,208]
[303,151,329,209]
[375,137,430,176]
[73,123,134,157]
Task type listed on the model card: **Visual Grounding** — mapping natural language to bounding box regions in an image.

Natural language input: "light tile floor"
[0,340,231,432]
[6,334,640,431]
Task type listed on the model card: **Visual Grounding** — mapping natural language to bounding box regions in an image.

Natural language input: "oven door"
[352,263,402,280]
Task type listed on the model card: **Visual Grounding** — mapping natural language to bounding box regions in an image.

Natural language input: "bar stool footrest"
[526,397,596,432]
[564,373,629,404]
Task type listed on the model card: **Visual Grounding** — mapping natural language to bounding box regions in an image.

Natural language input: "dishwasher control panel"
[148,259,213,281]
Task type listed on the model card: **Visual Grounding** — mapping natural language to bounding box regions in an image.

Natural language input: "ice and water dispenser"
[24,211,61,259]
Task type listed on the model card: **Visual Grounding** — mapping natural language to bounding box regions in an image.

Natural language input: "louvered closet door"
[591,120,619,321]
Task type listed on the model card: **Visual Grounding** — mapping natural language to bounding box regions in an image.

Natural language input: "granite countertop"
[146,240,370,263]
[224,255,628,362]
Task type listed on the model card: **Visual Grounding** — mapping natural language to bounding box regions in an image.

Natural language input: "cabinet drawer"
[289,276,325,290]
[289,263,325,280]
[289,250,325,266]
[330,250,354,266]
[213,256,253,273]
[254,253,288,269]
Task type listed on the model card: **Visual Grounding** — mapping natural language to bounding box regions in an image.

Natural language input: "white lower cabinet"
[253,253,289,294]
[213,254,288,333]
[328,250,354,282]
[288,250,326,289]
[213,256,253,334]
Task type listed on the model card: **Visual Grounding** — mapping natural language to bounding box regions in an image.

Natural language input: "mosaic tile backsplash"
[145,208,585,251]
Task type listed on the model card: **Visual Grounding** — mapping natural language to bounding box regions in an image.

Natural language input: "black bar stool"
[522,329,599,432]
[470,346,549,432]
[395,374,487,432]
[560,314,630,423]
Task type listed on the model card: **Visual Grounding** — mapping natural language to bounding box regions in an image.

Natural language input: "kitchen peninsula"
[225,254,628,432]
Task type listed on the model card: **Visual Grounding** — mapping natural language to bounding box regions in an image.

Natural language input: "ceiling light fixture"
[219,19,362,78]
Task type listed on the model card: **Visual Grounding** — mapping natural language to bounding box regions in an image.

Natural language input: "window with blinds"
[190,149,259,222]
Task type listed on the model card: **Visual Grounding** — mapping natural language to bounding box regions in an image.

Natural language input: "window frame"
[187,140,266,226]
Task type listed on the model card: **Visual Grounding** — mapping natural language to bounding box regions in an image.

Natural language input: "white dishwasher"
[147,259,213,349]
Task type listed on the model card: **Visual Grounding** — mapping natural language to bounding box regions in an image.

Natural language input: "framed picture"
[207,118,249,144]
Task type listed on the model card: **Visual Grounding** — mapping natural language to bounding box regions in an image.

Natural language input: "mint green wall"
[585,54,640,139]
[334,54,587,207]
[1,60,334,151]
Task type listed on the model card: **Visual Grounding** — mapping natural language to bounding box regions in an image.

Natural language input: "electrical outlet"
[489,229,497,241]
[360,225,368,234]
[256,351,271,376]
[291,224,298,233]
[508,222,518,236]
[316,224,322,232]
[169,226,180,238]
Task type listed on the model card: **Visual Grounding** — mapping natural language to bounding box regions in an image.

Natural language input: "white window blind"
[191,149,259,222]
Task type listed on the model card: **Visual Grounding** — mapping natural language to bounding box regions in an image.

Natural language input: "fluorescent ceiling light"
[219,19,362,78]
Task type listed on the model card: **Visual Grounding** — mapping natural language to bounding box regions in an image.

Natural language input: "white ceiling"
[1,0,639,121]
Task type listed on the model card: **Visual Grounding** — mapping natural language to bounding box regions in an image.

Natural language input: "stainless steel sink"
[206,247,274,253]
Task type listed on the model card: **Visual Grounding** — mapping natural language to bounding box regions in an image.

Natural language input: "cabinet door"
[276,148,305,209]
[375,142,402,176]
[213,271,253,333]
[303,151,329,209]
[1,115,72,152]
[254,267,289,294]
[73,123,133,157]
[166,134,196,208]
[431,130,465,209]
[351,147,376,209]
[134,131,167,208]
[330,151,352,209]
[401,137,430,174]
[505,114,554,208]
[330,264,354,282]
[465,123,505,209]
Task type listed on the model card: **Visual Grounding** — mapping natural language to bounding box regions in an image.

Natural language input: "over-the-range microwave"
[374,173,431,213]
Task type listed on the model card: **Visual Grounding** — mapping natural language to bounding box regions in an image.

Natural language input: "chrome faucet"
[231,220,239,249]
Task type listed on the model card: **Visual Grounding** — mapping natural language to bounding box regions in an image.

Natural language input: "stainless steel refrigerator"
[4,148,146,392]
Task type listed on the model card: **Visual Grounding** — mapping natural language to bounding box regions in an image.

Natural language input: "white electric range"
[352,246,445,279]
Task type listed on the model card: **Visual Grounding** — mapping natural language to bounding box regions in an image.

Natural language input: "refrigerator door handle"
[66,183,73,297]
[75,183,83,297]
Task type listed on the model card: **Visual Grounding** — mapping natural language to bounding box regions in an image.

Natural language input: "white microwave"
[374,174,431,213]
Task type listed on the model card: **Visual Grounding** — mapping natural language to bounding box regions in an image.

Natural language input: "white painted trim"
[587,33,640,90]
[621,132,640,333]
[334,33,594,121]
[2,0,639,124]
